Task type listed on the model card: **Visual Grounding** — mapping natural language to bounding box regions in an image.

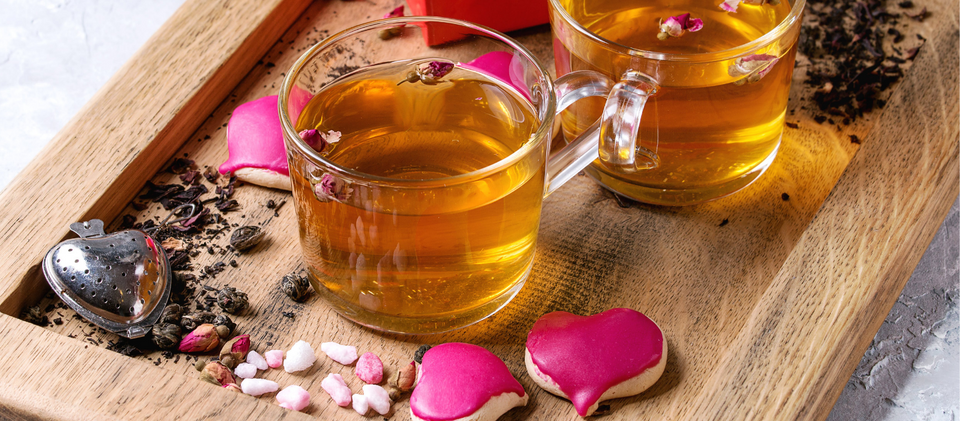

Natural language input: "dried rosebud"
[384,5,404,18]
[213,313,236,336]
[419,61,454,85]
[728,54,780,85]
[299,129,323,149]
[223,383,242,393]
[220,335,251,369]
[230,225,264,252]
[658,13,703,40]
[199,361,236,386]
[151,322,182,349]
[159,304,183,325]
[181,311,217,331]
[179,323,222,353]
[378,5,405,39]
[313,173,353,203]
[280,273,312,302]
[217,287,249,314]
[398,361,416,391]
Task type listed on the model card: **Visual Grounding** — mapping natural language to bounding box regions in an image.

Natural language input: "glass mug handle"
[545,70,660,195]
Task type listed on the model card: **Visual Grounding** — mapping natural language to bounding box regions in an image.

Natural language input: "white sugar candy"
[284,340,317,373]
[241,378,279,396]
[320,341,358,365]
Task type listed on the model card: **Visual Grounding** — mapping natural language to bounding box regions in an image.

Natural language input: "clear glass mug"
[550,0,805,205]
[280,17,623,334]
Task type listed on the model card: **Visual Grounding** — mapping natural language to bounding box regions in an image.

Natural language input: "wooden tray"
[0,0,955,419]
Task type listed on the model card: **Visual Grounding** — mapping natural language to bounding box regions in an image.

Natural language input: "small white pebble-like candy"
[240,378,279,396]
[321,373,353,407]
[352,393,369,415]
[284,341,317,373]
[276,385,311,411]
[320,341,358,365]
[234,362,258,379]
[362,384,391,415]
[265,350,284,368]
[247,350,268,371]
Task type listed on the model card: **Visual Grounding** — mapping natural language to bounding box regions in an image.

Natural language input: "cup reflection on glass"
[280,17,620,334]
[550,0,805,205]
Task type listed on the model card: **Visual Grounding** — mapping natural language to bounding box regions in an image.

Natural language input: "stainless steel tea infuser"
[41,205,195,338]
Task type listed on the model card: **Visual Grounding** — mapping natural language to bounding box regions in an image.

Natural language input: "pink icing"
[410,343,525,421]
[218,95,289,176]
[460,51,531,101]
[525,308,664,416]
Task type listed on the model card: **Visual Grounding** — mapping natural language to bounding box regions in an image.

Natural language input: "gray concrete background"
[0,1,956,419]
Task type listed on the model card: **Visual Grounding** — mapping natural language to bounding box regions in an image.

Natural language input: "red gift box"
[405,0,550,45]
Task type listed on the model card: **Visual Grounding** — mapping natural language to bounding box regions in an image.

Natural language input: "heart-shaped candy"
[410,343,527,421]
[42,219,171,338]
[525,308,666,416]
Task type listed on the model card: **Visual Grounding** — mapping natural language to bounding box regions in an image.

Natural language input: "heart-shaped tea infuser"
[41,205,195,338]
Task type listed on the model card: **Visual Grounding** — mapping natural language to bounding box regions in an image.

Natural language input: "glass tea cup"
[279,17,631,334]
[550,0,805,205]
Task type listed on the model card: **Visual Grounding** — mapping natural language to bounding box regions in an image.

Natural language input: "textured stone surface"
[828,199,959,421]
[0,1,956,419]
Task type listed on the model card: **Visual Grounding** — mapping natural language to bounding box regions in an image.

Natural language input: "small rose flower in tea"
[313,173,353,202]
[397,61,456,85]
[720,0,742,12]
[299,129,342,153]
[728,54,780,85]
[657,13,703,40]
[419,61,455,85]
[720,0,779,12]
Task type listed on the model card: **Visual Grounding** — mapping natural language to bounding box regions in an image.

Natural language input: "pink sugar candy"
[265,350,284,368]
[276,385,311,411]
[355,352,384,384]
[321,341,358,365]
[321,373,353,407]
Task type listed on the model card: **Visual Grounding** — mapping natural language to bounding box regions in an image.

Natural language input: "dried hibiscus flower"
[657,13,703,40]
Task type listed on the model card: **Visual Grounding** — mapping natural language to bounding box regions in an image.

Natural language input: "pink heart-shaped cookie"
[525,308,666,416]
[410,343,527,421]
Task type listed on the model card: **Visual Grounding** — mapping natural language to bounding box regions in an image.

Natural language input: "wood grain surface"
[0,0,955,420]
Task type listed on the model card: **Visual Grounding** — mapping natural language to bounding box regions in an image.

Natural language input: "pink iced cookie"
[524,308,667,416]
[219,95,290,191]
[410,343,527,421]
[460,51,531,101]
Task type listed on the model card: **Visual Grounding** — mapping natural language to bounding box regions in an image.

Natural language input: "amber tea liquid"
[555,0,797,205]
[289,60,544,333]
